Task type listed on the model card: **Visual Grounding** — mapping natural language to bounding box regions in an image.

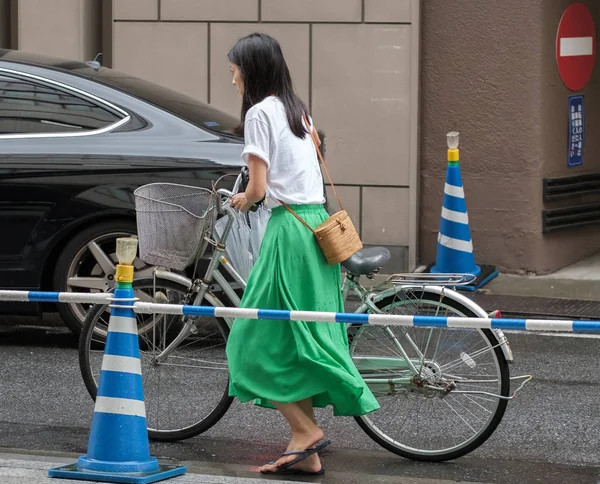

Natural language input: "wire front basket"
[134,183,217,271]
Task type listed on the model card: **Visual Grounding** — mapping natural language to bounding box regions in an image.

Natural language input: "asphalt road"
[0,314,598,484]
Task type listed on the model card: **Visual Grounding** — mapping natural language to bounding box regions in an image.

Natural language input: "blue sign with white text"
[568,95,585,168]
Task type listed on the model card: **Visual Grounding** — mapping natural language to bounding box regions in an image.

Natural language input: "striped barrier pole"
[133,302,600,333]
[0,290,599,333]
[0,290,112,304]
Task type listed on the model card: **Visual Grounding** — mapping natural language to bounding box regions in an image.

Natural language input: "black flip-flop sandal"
[261,439,331,475]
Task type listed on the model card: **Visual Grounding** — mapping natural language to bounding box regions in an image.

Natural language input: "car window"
[92,68,241,138]
[0,73,123,135]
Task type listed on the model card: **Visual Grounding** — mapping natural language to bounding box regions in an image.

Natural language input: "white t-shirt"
[241,96,325,208]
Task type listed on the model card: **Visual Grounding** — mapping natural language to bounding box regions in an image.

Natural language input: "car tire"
[53,219,139,335]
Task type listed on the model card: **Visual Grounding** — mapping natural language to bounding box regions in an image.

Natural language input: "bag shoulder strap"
[303,115,344,212]
[279,200,317,235]
[279,114,344,228]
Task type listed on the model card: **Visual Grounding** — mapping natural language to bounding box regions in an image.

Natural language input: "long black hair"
[228,33,309,139]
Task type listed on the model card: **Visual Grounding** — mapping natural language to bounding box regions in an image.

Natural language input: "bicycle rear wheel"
[79,277,233,442]
[350,287,509,462]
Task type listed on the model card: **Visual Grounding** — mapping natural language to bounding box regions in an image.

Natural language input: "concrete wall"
[420,0,600,274]
[10,0,101,61]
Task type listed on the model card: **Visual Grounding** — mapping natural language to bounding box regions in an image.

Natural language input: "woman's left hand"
[231,193,254,212]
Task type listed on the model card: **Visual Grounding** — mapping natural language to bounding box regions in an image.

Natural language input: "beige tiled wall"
[362,187,410,246]
[113,0,159,21]
[261,0,362,22]
[365,0,412,22]
[113,22,209,101]
[161,0,259,22]
[12,0,101,61]
[312,24,412,186]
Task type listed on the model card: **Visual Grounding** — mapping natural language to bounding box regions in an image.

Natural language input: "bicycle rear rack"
[385,273,477,287]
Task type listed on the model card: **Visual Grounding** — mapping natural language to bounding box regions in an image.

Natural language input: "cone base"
[48,461,186,484]
[426,264,499,292]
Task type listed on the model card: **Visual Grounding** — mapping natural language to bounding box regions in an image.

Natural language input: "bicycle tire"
[351,288,510,462]
[78,277,234,442]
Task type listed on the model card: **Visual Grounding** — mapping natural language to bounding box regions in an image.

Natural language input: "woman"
[225,33,380,476]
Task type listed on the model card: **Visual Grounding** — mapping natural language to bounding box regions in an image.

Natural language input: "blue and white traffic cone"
[429,132,498,291]
[49,238,186,484]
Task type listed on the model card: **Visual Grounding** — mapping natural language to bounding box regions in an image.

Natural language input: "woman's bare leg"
[298,397,317,425]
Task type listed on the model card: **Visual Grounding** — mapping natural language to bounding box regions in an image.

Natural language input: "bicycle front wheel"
[350,287,509,462]
[79,277,233,442]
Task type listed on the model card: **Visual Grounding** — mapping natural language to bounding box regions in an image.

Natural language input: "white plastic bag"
[214,211,251,281]
[213,206,271,282]
[248,204,271,264]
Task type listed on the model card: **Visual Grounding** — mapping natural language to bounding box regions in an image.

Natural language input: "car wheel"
[53,220,157,335]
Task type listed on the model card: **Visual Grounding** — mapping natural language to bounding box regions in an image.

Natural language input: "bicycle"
[78,173,525,462]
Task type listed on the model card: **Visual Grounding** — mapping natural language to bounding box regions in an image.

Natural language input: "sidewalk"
[0,450,489,484]
[0,452,292,484]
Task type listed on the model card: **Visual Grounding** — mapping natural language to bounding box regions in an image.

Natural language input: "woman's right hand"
[231,192,254,212]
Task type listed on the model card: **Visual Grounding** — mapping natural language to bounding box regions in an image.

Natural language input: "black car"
[0,49,247,334]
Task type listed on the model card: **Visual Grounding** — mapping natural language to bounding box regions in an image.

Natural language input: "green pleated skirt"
[225,204,380,417]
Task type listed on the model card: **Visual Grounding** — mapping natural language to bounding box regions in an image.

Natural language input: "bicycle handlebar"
[216,188,234,215]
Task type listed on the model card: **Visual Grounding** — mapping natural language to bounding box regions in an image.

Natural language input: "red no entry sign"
[556,2,596,92]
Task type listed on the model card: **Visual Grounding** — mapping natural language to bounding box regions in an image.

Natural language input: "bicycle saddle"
[342,247,391,275]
